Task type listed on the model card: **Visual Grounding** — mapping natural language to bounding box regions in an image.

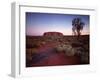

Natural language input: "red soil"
[31,42,81,67]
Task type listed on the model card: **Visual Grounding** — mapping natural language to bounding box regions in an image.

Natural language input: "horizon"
[26,32,90,36]
[26,12,90,36]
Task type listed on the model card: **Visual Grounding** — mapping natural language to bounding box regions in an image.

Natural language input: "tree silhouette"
[72,18,85,37]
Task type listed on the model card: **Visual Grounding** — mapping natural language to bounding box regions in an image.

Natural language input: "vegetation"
[26,35,89,67]
[72,18,85,37]
[54,44,75,56]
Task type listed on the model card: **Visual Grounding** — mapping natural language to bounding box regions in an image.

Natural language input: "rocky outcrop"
[43,32,63,37]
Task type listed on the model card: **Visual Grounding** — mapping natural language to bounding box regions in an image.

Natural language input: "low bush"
[55,44,75,56]
[26,41,42,48]
[80,52,89,64]
[26,48,38,61]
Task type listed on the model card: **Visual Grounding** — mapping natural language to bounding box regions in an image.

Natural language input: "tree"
[72,18,85,37]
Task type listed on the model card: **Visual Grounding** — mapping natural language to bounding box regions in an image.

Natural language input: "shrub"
[83,44,89,51]
[41,41,46,45]
[81,52,89,64]
[55,44,75,56]
[71,42,83,47]
[26,41,41,48]
[26,48,38,60]
[26,48,38,54]
[74,47,85,56]
[65,48,75,56]
[55,44,65,52]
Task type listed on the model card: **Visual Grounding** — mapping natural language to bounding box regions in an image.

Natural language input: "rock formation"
[44,32,63,36]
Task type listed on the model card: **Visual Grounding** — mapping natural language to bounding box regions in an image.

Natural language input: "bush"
[55,44,65,52]
[71,42,83,47]
[81,52,89,64]
[26,48,38,61]
[74,47,85,56]
[83,44,89,51]
[26,48,38,54]
[41,41,46,45]
[26,41,41,48]
[65,48,75,56]
[55,44,75,56]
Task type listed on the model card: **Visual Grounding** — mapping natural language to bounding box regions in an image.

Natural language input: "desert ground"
[26,35,89,67]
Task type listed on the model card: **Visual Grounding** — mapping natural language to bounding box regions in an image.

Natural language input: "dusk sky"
[26,12,89,36]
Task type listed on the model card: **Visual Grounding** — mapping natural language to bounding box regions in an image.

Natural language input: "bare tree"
[72,18,85,37]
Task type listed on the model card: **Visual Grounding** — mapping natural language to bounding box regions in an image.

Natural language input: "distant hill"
[43,32,63,37]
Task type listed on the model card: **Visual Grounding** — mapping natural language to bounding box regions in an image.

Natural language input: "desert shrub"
[74,47,85,56]
[26,48,38,55]
[81,52,89,64]
[73,47,89,63]
[35,42,41,47]
[55,45,64,52]
[71,42,83,47]
[26,49,32,61]
[26,41,41,48]
[26,48,39,62]
[65,48,75,56]
[55,44,75,56]
[41,41,46,45]
[83,44,89,51]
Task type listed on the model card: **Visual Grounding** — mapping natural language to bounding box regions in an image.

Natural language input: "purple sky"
[26,12,89,36]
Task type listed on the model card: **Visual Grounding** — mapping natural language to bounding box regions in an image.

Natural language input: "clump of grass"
[26,48,38,61]
[55,44,75,56]
[26,41,43,48]
[80,52,89,64]
[72,46,89,64]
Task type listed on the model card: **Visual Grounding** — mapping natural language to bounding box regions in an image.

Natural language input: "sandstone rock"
[44,32,63,36]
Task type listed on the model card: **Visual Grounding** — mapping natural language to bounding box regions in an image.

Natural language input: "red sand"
[31,42,81,67]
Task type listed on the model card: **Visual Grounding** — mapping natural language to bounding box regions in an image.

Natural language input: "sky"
[26,12,89,36]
